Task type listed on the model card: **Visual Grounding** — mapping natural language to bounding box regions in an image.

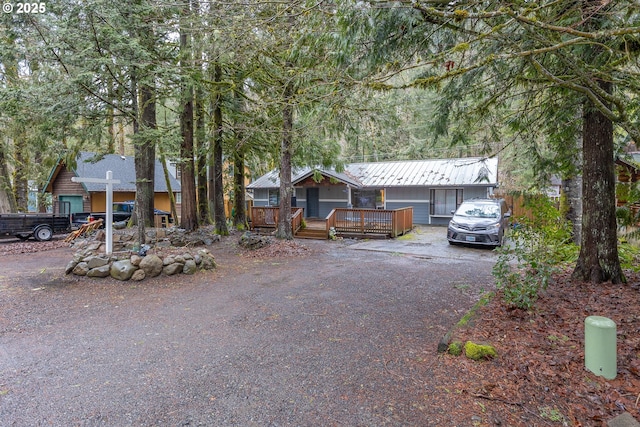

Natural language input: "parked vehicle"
[447,198,510,247]
[0,213,71,241]
[71,201,173,227]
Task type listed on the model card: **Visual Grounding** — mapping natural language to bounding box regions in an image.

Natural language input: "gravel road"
[0,227,497,426]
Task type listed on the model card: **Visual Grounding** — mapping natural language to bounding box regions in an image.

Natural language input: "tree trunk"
[178,1,198,232]
[180,98,197,231]
[563,127,583,244]
[196,88,209,225]
[106,75,116,154]
[276,78,294,240]
[193,0,210,225]
[135,81,157,243]
[562,175,582,244]
[572,1,624,284]
[212,63,228,236]
[13,128,28,212]
[572,80,624,284]
[233,148,248,229]
[0,142,17,213]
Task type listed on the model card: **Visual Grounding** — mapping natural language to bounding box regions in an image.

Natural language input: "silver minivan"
[447,198,511,247]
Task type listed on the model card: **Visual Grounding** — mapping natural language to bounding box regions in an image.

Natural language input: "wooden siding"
[52,169,90,212]
[87,192,176,213]
[253,189,269,206]
[317,186,347,217]
[255,184,494,225]
[296,174,338,187]
[385,187,430,224]
[89,191,136,211]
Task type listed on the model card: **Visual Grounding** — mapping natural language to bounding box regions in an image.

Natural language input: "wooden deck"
[251,207,413,240]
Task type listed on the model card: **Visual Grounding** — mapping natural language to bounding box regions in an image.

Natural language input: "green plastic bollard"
[584,316,617,380]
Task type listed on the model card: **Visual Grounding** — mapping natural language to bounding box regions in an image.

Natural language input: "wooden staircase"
[294,219,328,239]
[295,227,328,240]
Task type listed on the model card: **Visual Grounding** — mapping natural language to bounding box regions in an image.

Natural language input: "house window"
[352,189,382,209]
[170,162,182,180]
[430,189,463,215]
[268,189,280,206]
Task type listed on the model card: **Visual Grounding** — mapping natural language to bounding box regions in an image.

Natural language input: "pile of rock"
[65,226,219,281]
[65,247,217,281]
[238,231,272,249]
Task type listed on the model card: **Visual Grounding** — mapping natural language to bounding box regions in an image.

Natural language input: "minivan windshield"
[456,203,500,219]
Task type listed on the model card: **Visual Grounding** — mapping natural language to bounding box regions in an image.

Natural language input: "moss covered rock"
[464,341,497,361]
[447,341,464,356]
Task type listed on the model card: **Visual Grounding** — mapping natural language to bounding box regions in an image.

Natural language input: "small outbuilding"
[44,151,181,216]
[248,157,499,225]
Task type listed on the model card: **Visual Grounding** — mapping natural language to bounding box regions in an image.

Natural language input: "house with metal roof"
[44,151,181,217]
[247,157,499,225]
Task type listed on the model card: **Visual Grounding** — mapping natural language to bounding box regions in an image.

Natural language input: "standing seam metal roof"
[247,158,498,189]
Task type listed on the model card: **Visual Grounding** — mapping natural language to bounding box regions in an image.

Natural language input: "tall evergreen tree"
[342,0,640,283]
[179,0,198,232]
[249,0,358,239]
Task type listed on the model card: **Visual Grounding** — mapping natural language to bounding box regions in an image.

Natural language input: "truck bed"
[0,213,71,240]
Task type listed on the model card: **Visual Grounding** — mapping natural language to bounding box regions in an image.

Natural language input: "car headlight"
[486,223,500,232]
[449,220,459,228]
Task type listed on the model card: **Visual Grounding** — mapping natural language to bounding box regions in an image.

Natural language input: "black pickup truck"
[0,212,71,241]
[71,201,173,227]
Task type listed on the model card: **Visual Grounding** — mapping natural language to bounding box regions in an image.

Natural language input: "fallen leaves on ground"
[0,237,70,256]
[241,239,314,258]
[434,270,640,426]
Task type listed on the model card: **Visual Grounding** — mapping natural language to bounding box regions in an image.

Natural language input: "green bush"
[618,243,640,272]
[492,195,577,310]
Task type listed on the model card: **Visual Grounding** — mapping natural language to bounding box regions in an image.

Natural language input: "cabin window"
[170,162,182,180]
[352,189,382,209]
[430,189,463,215]
[268,189,280,206]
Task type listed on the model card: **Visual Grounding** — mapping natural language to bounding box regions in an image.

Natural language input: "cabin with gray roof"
[44,152,181,217]
[247,157,499,225]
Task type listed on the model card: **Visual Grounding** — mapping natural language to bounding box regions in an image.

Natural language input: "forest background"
[1,0,640,284]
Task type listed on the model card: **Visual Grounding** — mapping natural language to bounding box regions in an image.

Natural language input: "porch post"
[346,185,352,208]
[383,188,387,209]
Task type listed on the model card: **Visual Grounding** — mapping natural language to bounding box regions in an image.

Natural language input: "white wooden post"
[71,171,121,255]
[105,171,114,255]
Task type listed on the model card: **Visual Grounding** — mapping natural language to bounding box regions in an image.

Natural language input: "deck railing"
[251,206,413,238]
[251,206,304,234]
[291,207,304,234]
[251,206,279,228]
[326,207,413,238]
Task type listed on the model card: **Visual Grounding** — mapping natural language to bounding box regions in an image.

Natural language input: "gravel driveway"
[0,227,497,426]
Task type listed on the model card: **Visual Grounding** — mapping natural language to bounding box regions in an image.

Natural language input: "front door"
[306,188,319,218]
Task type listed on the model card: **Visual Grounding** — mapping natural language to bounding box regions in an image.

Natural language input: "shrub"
[492,194,577,310]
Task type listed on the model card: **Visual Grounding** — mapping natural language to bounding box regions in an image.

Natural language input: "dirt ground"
[0,230,639,426]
